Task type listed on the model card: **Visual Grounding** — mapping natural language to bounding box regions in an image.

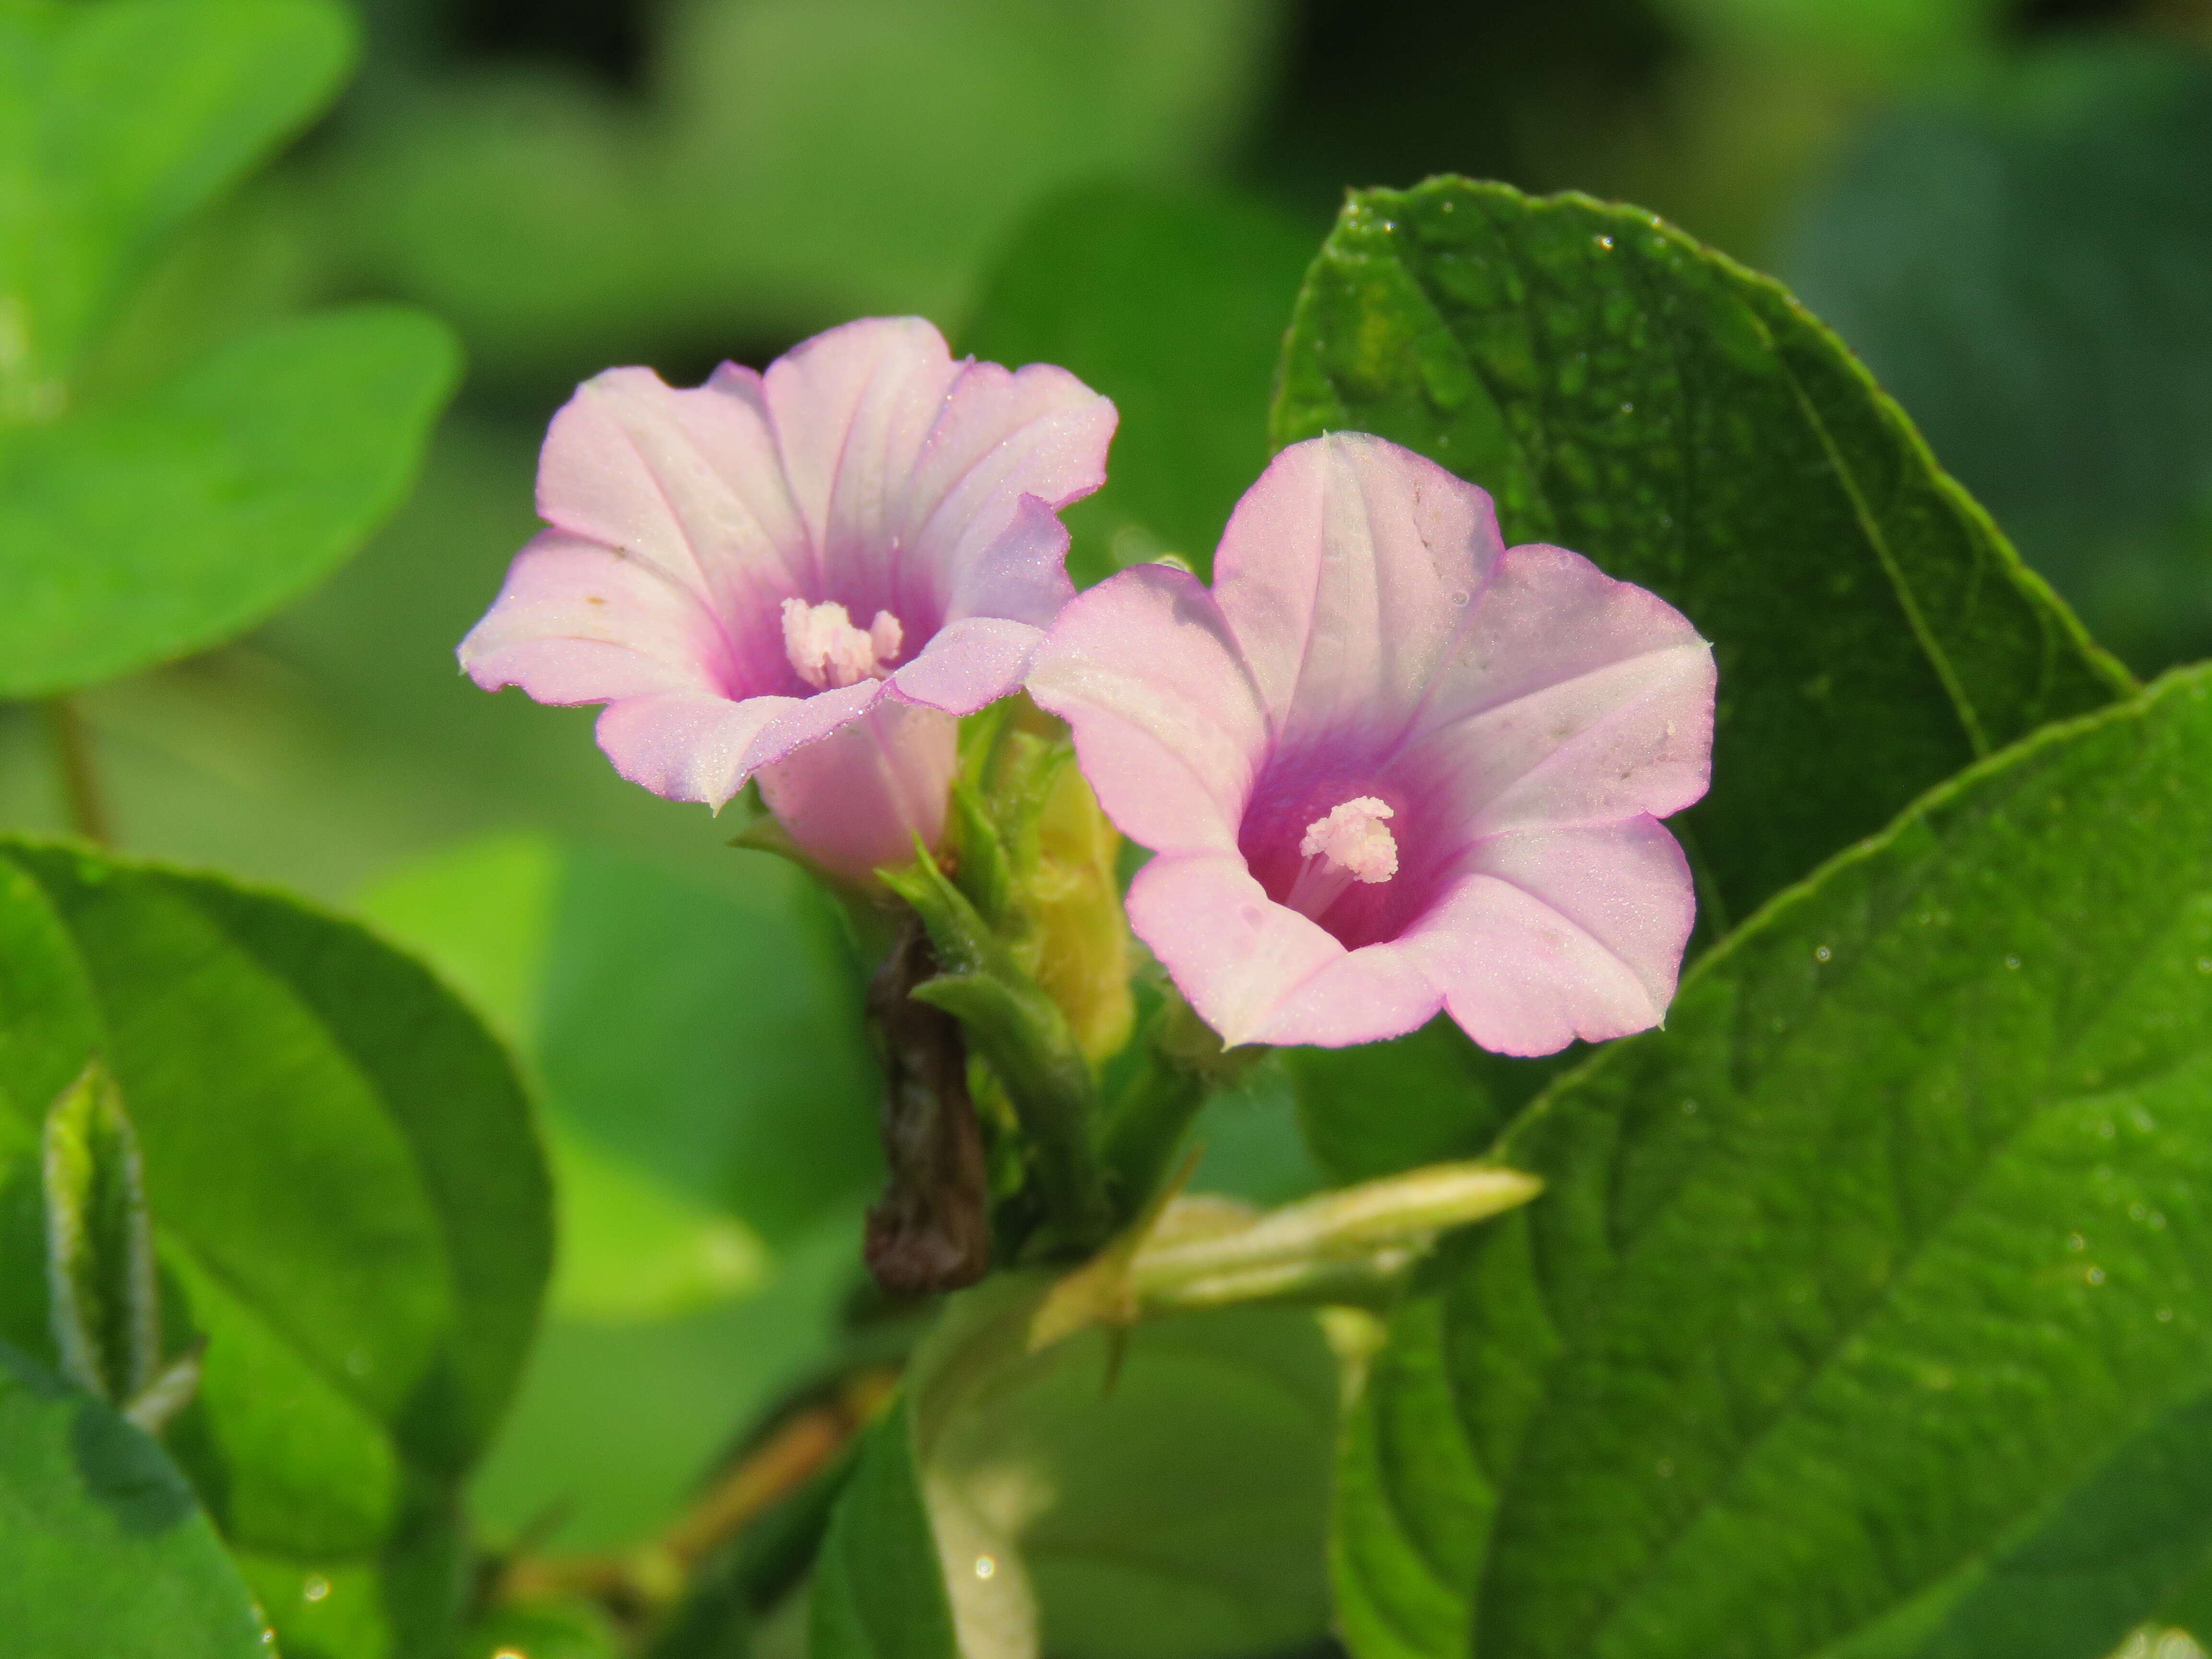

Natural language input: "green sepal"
[41,1058,158,1409]
[882,842,1109,1252]
[945,782,1015,932]
[1097,979,1261,1222]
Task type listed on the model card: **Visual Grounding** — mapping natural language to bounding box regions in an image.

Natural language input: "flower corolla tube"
[459,317,1117,881]
[1027,433,1716,1055]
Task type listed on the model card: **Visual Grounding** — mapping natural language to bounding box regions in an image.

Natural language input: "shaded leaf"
[813,1395,960,1659]
[816,1277,1340,1659]
[41,1059,157,1408]
[1287,1018,1571,1189]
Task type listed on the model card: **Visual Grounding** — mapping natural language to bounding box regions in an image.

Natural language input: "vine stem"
[42,697,109,844]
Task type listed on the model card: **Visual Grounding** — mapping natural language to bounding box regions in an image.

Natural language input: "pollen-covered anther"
[1301,796,1399,881]
[1286,796,1397,919]
[782,598,903,689]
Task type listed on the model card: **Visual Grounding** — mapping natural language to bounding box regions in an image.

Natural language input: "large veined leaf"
[814,1278,1339,1659]
[0,0,352,400]
[0,1342,268,1657]
[1333,663,2212,1659]
[0,840,551,1656]
[0,305,459,698]
[1273,177,2128,939]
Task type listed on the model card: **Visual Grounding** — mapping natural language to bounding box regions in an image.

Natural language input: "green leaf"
[0,305,460,697]
[0,839,550,1654]
[1783,42,2212,674]
[0,1341,267,1657]
[962,183,1317,585]
[0,0,353,402]
[360,834,880,1551]
[816,1277,1340,1659]
[1272,177,2129,942]
[1332,663,2212,1659]
[813,1395,960,1659]
[41,1059,158,1408]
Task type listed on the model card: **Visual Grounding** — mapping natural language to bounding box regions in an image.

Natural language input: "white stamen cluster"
[1285,796,1398,921]
[781,598,903,690]
[1299,797,1398,882]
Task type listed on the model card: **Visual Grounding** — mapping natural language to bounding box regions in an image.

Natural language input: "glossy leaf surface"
[1334,665,2212,1659]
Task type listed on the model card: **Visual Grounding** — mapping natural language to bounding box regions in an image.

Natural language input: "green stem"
[1098,992,1259,1223]
[42,697,108,844]
[1098,1047,1211,1224]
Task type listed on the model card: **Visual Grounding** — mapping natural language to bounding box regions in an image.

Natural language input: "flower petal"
[1394,817,1697,1057]
[1211,433,1504,747]
[756,700,959,882]
[458,530,734,704]
[940,493,1076,630]
[1238,945,1445,1048]
[1122,853,1352,1049]
[1027,564,1269,856]
[761,317,1112,625]
[593,693,792,810]
[888,617,1045,715]
[739,677,889,776]
[1403,543,1715,842]
[537,364,808,693]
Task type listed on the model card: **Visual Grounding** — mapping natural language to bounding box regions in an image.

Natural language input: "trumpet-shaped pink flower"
[1027,433,1715,1054]
[459,317,1116,881]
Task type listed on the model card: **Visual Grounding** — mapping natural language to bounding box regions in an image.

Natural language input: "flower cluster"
[463,317,1714,1057]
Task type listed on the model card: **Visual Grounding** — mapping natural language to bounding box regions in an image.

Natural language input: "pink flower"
[459,317,1116,881]
[1027,433,1715,1055]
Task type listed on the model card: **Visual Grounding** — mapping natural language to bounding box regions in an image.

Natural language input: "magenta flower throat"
[1028,433,1717,1055]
